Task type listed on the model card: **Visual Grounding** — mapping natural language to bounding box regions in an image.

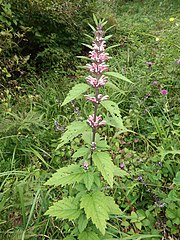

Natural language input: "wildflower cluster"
[85,25,109,154]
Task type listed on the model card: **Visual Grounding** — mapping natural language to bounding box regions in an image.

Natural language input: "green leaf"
[105,115,126,130]
[78,214,88,233]
[96,140,110,150]
[64,236,76,240]
[84,33,94,40]
[173,172,180,186]
[88,23,96,32]
[77,56,91,61]
[44,164,84,187]
[80,191,109,235]
[104,196,122,215]
[101,100,121,117]
[56,121,89,149]
[72,147,90,160]
[92,152,114,187]
[93,13,98,26]
[82,43,93,49]
[61,83,90,106]
[113,165,128,177]
[105,81,126,94]
[106,44,120,51]
[104,72,133,84]
[45,197,81,220]
[79,230,100,240]
[83,171,94,191]
[104,35,112,40]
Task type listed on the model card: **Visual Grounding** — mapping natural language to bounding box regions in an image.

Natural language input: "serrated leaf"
[83,171,94,191]
[101,100,121,117]
[105,115,126,130]
[61,83,90,106]
[92,152,114,187]
[56,121,89,149]
[72,147,90,160]
[104,72,133,84]
[82,131,100,145]
[45,197,81,220]
[80,191,109,235]
[96,140,110,150]
[78,214,88,233]
[113,165,128,177]
[79,230,100,240]
[44,164,84,187]
[104,196,122,215]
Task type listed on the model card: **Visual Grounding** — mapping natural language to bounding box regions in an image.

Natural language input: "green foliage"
[92,151,115,187]
[80,191,120,235]
[61,83,90,106]
[45,164,85,187]
[79,230,100,240]
[105,72,133,84]
[45,196,81,220]
[56,121,90,149]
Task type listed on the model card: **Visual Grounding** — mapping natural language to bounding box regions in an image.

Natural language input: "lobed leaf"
[56,121,90,149]
[61,83,90,106]
[92,152,114,187]
[80,191,109,235]
[45,197,81,220]
[72,147,90,160]
[44,164,84,187]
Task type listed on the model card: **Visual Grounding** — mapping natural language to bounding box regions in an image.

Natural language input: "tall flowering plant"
[86,24,109,164]
[44,17,128,239]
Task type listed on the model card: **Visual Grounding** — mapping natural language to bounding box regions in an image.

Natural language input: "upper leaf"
[45,196,81,220]
[61,83,90,106]
[44,164,84,187]
[101,100,121,117]
[72,147,90,160]
[92,152,114,187]
[104,72,133,84]
[80,191,109,235]
[56,121,90,149]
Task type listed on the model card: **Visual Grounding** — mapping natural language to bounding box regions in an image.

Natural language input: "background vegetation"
[0,0,179,239]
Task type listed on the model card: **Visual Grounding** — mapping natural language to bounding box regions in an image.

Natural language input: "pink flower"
[92,41,106,52]
[86,75,108,88]
[98,63,108,72]
[84,161,88,170]
[153,81,158,85]
[176,59,180,64]
[86,75,98,87]
[99,53,108,61]
[160,89,168,95]
[87,114,106,128]
[98,75,108,87]
[89,51,108,62]
[85,94,108,104]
